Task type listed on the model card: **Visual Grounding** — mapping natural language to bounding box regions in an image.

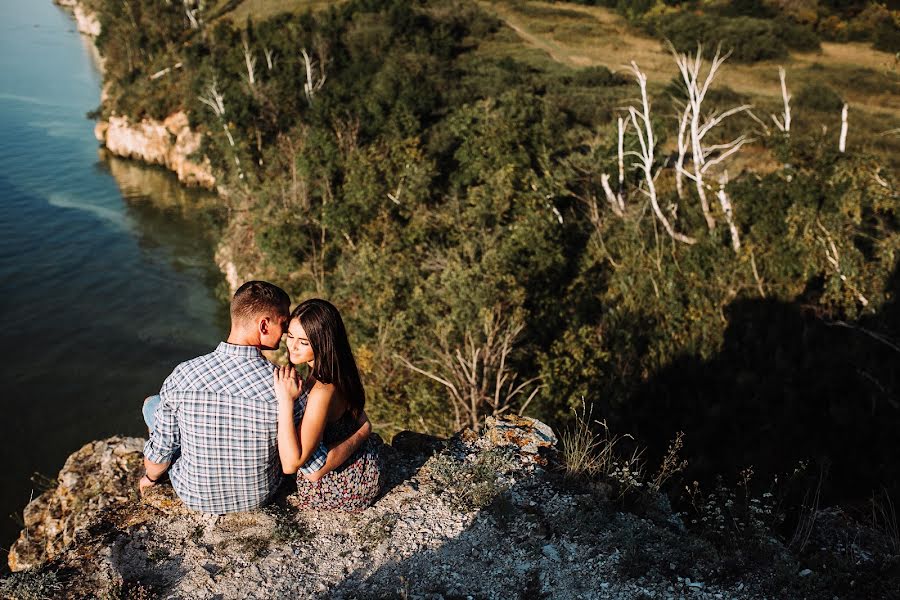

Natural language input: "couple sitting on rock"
[140,280,383,513]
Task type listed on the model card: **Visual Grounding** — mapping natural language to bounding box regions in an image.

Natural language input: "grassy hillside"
[480,1,900,170]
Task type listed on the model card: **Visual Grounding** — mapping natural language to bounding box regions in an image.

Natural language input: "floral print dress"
[294,412,384,511]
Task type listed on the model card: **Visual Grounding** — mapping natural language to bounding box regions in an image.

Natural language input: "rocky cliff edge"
[0,416,802,600]
[94,113,216,190]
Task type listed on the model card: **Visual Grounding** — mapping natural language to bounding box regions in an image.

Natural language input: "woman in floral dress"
[273,298,383,511]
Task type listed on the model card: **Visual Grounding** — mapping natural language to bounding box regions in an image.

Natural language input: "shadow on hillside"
[623,263,900,504]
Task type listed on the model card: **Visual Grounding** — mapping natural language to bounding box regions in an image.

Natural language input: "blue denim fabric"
[143,394,161,431]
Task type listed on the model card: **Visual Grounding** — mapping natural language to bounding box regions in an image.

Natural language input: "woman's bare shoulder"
[307,381,336,403]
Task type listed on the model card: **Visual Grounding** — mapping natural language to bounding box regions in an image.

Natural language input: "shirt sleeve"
[143,373,181,464]
[297,442,329,475]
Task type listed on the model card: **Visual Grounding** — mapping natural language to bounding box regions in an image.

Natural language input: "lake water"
[0,1,229,563]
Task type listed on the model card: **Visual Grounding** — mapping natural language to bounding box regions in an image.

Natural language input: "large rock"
[95,112,216,190]
[482,414,558,461]
[54,1,101,37]
[8,436,144,572]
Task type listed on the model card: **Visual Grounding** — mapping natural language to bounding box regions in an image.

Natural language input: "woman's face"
[285,318,315,366]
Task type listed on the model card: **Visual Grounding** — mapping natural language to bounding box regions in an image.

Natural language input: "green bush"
[775,18,821,52]
[794,82,845,112]
[650,13,788,62]
[571,65,629,87]
[873,18,900,53]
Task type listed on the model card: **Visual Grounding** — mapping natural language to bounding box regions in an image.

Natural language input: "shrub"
[571,65,628,87]
[651,13,787,63]
[873,18,900,53]
[425,448,520,511]
[775,18,821,52]
[794,81,844,112]
[561,402,687,499]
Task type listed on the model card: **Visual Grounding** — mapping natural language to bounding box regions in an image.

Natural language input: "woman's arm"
[301,411,372,482]
[295,381,331,469]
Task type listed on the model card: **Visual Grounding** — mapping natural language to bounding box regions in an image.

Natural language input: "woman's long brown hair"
[291,298,365,418]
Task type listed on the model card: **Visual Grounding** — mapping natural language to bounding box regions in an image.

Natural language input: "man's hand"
[274,365,301,404]
[138,473,157,495]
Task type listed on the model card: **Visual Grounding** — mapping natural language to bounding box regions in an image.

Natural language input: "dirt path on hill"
[480,0,900,120]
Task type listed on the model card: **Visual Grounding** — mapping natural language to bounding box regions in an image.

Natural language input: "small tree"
[772,66,792,134]
[300,48,326,105]
[198,76,245,180]
[396,307,543,429]
[241,33,257,88]
[671,44,751,238]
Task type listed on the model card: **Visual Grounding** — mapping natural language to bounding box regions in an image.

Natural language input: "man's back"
[144,342,292,513]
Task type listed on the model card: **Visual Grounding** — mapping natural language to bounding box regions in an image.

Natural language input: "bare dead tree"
[263,47,275,71]
[674,98,692,200]
[198,77,245,180]
[625,62,696,245]
[772,66,792,134]
[671,44,751,234]
[816,219,869,307]
[716,171,741,253]
[839,103,848,153]
[599,116,627,217]
[148,61,183,81]
[301,48,326,105]
[396,308,544,430]
[241,34,257,88]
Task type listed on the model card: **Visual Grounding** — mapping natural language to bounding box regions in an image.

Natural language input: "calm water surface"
[0,1,228,561]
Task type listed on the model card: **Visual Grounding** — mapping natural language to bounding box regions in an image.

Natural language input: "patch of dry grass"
[216,0,339,24]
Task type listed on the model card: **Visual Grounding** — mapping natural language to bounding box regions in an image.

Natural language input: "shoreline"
[55,0,244,296]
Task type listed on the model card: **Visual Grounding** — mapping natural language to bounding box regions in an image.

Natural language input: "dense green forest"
[86,0,900,508]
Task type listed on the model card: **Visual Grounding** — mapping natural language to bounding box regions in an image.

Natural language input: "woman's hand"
[273,365,301,404]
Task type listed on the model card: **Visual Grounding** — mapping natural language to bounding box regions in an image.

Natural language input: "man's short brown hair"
[231,281,290,325]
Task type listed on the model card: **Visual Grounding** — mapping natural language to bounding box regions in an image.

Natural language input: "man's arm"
[140,456,171,493]
[141,384,181,493]
[301,411,371,483]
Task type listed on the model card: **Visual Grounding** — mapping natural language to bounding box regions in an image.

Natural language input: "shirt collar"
[215,341,264,358]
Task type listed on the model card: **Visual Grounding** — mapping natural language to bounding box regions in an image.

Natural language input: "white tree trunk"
[716,176,740,253]
[617,116,625,194]
[772,66,791,134]
[242,37,256,88]
[675,103,690,200]
[600,173,624,217]
[839,103,848,153]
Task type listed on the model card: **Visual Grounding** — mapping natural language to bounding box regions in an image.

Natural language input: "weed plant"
[561,402,686,501]
[426,448,519,512]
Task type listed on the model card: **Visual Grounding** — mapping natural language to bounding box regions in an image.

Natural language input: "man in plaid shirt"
[140,281,371,513]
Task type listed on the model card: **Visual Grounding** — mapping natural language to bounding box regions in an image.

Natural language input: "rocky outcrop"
[8,436,144,572]
[54,0,101,37]
[3,417,787,600]
[95,112,216,190]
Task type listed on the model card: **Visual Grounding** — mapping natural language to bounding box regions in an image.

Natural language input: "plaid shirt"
[144,342,328,514]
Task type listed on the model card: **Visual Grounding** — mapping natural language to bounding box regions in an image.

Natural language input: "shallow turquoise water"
[0,2,228,559]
